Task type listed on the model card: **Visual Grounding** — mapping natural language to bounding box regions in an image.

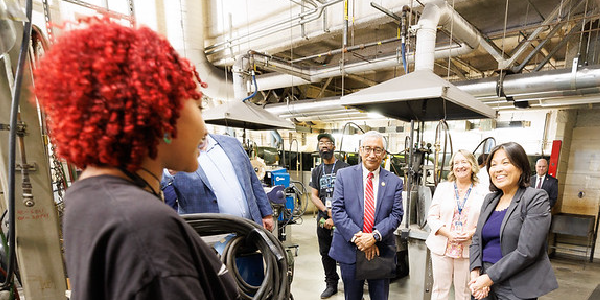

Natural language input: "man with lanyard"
[310,133,349,299]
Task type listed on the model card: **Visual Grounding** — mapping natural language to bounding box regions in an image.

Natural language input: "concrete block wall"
[556,109,600,260]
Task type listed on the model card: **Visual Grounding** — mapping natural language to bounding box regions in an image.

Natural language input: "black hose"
[183,214,291,300]
[4,0,33,290]
[472,137,496,155]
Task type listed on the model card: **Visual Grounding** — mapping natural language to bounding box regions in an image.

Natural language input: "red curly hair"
[34,18,207,172]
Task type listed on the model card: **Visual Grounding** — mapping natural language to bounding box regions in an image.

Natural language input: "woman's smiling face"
[489,148,522,192]
[452,152,473,182]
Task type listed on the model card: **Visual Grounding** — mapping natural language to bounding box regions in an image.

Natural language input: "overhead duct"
[266,64,600,119]
[171,0,309,101]
[455,66,600,98]
[340,0,495,121]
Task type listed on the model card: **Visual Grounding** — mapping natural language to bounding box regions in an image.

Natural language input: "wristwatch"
[373,232,381,241]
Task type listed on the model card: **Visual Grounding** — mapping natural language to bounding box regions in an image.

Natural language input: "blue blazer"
[168,134,273,225]
[329,164,404,264]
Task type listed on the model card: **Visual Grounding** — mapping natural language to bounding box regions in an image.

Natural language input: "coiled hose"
[183,214,291,300]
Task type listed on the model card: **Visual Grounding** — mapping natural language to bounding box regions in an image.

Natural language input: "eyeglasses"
[319,141,334,146]
[361,146,385,156]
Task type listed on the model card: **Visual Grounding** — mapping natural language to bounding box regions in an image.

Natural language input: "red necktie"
[536,178,542,189]
[363,172,374,233]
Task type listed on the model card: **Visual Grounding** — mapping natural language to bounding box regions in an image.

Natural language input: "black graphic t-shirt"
[310,160,350,217]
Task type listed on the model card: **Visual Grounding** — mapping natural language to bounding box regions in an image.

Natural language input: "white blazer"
[425,181,486,258]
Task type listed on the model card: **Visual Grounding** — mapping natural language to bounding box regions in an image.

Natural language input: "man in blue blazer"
[166,134,273,230]
[329,131,403,300]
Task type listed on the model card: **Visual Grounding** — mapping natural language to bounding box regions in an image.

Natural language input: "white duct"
[255,73,310,91]
[170,0,309,101]
[414,0,483,71]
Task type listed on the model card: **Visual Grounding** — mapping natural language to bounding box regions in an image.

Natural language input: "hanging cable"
[472,137,497,155]
[183,214,291,300]
[433,120,453,186]
[4,0,33,291]
[338,121,365,149]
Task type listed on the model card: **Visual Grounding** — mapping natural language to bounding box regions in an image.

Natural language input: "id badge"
[454,220,463,233]
[325,197,333,209]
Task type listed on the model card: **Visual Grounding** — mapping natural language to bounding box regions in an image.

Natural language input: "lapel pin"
[381,182,385,187]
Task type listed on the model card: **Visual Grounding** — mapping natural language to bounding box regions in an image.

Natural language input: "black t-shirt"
[310,160,350,217]
[63,175,239,300]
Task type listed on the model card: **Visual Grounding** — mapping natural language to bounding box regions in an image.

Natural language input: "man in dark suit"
[164,134,274,230]
[531,158,558,208]
[329,131,403,300]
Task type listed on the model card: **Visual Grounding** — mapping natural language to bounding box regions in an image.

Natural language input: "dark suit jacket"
[164,134,272,225]
[329,164,403,264]
[470,187,558,299]
[531,174,558,208]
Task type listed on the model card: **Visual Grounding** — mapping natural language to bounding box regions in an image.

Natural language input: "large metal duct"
[455,66,600,98]
[170,0,308,100]
[266,65,600,118]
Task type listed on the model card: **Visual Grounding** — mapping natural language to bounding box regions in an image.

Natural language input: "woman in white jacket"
[426,149,487,300]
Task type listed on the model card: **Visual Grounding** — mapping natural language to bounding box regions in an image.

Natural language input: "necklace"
[139,167,161,185]
[120,167,162,199]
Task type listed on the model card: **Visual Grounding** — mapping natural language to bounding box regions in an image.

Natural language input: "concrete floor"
[289,214,600,300]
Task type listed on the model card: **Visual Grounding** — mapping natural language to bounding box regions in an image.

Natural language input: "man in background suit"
[329,131,403,300]
[531,158,558,208]
[166,134,274,230]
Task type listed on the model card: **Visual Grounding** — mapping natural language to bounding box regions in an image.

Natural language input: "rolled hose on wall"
[183,213,292,300]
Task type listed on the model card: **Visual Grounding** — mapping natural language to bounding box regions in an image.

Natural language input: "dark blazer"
[166,134,272,225]
[329,164,403,264]
[470,187,558,299]
[531,174,558,208]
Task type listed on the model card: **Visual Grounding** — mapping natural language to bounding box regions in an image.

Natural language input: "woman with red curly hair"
[34,18,239,300]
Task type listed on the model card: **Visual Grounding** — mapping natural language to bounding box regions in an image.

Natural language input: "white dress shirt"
[535,174,546,189]
[362,164,381,211]
[198,135,250,219]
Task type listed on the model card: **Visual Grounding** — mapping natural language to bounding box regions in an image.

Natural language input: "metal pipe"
[205,0,344,55]
[254,42,473,83]
[511,21,564,73]
[534,19,584,71]
[498,0,575,69]
[405,120,415,230]
[266,65,600,119]
[455,65,600,97]
[343,0,348,47]
[289,37,401,64]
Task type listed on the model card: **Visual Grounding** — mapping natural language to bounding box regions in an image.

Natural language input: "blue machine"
[265,169,295,222]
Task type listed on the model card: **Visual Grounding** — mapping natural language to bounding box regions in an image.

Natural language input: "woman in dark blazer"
[469,142,558,300]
